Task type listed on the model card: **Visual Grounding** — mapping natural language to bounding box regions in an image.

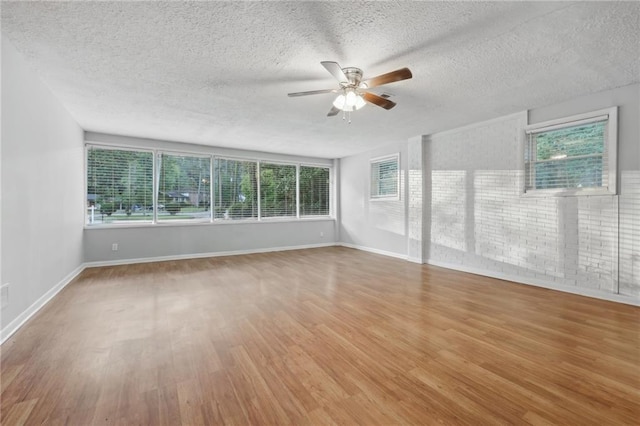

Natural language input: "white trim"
[338,242,407,261]
[0,265,86,344]
[84,216,335,230]
[524,107,614,133]
[84,242,337,268]
[521,187,616,198]
[407,256,423,264]
[523,106,618,196]
[525,114,608,134]
[426,259,640,307]
[369,153,400,200]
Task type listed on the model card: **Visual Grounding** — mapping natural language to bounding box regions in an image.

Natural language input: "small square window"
[370,154,399,199]
[524,107,617,196]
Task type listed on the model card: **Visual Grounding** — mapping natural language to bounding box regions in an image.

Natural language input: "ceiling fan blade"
[327,106,340,117]
[362,68,412,88]
[321,61,348,84]
[288,89,337,97]
[362,92,397,110]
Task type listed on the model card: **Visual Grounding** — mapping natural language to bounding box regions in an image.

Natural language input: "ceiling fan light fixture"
[345,90,357,107]
[333,90,365,112]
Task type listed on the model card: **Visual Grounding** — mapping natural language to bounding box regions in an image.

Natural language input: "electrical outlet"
[1,284,9,309]
[112,243,118,251]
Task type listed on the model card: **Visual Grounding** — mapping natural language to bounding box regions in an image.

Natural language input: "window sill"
[84,216,335,230]
[521,187,616,198]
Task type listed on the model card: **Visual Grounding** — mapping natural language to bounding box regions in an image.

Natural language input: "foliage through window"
[213,158,257,220]
[524,107,617,195]
[86,147,153,224]
[299,166,330,216]
[86,145,332,225]
[260,163,297,218]
[370,154,399,199]
[157,153,210,221]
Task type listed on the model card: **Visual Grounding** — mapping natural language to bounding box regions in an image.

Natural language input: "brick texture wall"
[424,112,638,299]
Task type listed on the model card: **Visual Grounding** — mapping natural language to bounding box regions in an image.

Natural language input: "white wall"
[1,38,85,338]
[339,141,407,258]
[83,132,336,263]
[422,84,639,304]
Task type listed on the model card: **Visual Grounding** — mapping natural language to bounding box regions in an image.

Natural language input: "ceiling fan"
[288,61,412,122]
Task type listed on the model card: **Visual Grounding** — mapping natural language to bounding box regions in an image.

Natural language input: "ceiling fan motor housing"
[341,67,363,87]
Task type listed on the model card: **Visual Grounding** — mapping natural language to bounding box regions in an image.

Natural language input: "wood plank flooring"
[1,247,639,425]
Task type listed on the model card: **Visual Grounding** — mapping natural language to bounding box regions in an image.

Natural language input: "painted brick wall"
[424,112,632,298]
[620,171,640,297]
[407,136,423,262]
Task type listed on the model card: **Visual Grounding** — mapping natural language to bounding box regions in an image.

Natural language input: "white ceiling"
[2,1,639,159]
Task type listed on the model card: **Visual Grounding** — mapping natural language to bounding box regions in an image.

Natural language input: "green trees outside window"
[86,146,331,225]
[299,166,330,216]
[527,121,606,190]
[157,154,211,221]
[213,159,257,220]
[260,163,296,218]
[87,147,153,223]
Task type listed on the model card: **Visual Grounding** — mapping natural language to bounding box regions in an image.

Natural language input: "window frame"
[85,144,156,226]
[156,151,213,224]
[85,143,333,227]
[259,161,299,220]
[298,164,332,217]
[369,153,400,200]
[213,155,260,222]
[523,107,617,197]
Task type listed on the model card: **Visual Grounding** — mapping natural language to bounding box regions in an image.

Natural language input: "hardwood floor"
[1,247,638,425]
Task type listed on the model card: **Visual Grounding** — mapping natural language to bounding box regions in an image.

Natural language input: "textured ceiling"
[2,1,639,158]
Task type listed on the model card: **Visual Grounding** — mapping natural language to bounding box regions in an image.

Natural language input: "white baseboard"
[0,264,86,344]
[427,259,640,307]
[338,242,407,261]
[83,242,337,268]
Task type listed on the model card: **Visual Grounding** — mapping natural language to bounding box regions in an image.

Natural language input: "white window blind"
[524,108,616,194]
[260,162,297,218]
[86,146,154,225]
[157,153,211,221]
[299,166,330,216]
[213,158,258,220]
[370,155,399,199]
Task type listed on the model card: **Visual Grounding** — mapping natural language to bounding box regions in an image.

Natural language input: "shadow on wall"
[619,171,640,297]
[426,168,620,293]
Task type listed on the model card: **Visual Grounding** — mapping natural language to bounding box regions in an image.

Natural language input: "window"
[213,158,257,220]
[157,153,210,222]
[299,166,330,216]
[370,154,399,199]
[260,162,297,218]
[86,144,333,226]
[524,107,617,195]
[86,146,153,225]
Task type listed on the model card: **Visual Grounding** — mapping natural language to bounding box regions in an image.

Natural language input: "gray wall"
[339,141,408,257]
[1,38,85,331]
[84,220,335,263]
[83,132,336,263]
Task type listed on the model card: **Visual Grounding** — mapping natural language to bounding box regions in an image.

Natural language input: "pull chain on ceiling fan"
[288,61,412,123]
